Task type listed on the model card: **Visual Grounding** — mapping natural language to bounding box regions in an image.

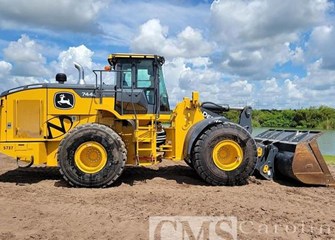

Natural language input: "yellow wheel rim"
[212,140,243,171]
[74,141,107,174]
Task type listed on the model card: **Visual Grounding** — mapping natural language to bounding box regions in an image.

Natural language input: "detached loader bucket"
[255,129,335,187]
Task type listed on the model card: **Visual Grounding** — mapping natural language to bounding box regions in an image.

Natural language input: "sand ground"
[0,154,334,240]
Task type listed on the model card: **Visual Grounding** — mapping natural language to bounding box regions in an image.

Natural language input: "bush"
[224,106,335,130]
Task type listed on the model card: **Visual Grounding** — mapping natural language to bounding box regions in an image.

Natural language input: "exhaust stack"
[74,62,86,85]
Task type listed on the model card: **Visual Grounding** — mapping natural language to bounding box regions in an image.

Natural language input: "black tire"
[184,158,194,168]
[192,122,257,186]
[57,123,127,187]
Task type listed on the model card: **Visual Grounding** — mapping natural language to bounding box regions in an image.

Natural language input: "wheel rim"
[212,140,243,171]
[74,141,107,174]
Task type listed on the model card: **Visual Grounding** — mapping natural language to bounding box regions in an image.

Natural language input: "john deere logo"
[54,92,75,109]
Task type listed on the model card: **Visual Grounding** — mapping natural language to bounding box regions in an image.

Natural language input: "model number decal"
[3,146,13,150]
[82,92,96,97]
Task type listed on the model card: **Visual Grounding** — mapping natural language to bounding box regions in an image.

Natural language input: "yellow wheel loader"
[0,53,334,187]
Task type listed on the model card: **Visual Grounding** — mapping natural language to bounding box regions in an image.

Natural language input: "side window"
[122,71,131,87]
[119,63,131,88]
[159,68,170,111]
[102,71,116,85]
[137,69,153,88]
[137,68,155,104]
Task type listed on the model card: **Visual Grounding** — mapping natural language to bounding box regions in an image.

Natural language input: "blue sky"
[0,0,334,109]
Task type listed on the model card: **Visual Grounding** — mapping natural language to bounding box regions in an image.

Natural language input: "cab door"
[114,59,158,115]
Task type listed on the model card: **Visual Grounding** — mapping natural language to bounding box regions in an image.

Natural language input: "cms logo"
[149,216,237,240]
[54,92,75,109]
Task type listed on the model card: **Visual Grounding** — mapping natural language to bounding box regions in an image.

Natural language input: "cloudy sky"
[0,0,334,109]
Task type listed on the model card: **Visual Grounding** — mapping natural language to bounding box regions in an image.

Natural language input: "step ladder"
[134,119,157,166]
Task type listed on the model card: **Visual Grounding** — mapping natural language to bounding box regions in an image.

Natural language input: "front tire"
[192,123,257,186]
[184,158,194,168]
[57,123,127,187]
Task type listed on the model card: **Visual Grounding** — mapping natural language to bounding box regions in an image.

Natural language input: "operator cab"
[107,54,170,115]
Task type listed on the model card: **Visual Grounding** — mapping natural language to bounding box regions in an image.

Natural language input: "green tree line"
[223,106,335,130]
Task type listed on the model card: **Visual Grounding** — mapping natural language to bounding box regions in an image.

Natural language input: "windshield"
[159,66,170,112]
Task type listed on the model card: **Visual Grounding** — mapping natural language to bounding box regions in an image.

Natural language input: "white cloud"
[163,57,222,106]
[221,44,291,78]
[179,62,221,88]
[290,47,305,64]
[302,59,335,90]
[51,45,97,84]
[9,76,46,90]
[0,0,103,33]
[0,35,98,91]
[0,61,12,78]
[131,19,213,58]
[177,26,214,56]
[210,0,331,78]
[162,57,256,107]
[211,0,330,46]
[262,78,280,94]
[308,25,335,69]
[101,1,210,46]
[57,45,94,72]
[284,79,304,99]
[253,60,335,108]
[3,35,50,77]
[0,1,334,110]
[4,35,44,63]
[231,80,253,95]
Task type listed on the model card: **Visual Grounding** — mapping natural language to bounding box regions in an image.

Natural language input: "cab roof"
[108,53,160,59]
[108,53,165,66]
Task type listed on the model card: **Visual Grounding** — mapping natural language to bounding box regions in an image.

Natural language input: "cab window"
[121,64,132,88]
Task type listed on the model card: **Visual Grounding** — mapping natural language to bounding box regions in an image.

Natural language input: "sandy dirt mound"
[0,154,334,240]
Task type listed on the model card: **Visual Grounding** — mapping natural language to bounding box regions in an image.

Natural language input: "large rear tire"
[192,122,257,186]
[57,123,127,187]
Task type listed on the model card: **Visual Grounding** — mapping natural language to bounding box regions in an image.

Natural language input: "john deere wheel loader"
[0,53,334,187]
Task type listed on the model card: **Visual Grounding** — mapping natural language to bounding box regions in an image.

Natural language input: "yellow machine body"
[0,74,204,168]
[0,53,333,187]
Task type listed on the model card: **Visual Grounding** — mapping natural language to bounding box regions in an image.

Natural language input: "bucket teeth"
[255,129,335,187]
